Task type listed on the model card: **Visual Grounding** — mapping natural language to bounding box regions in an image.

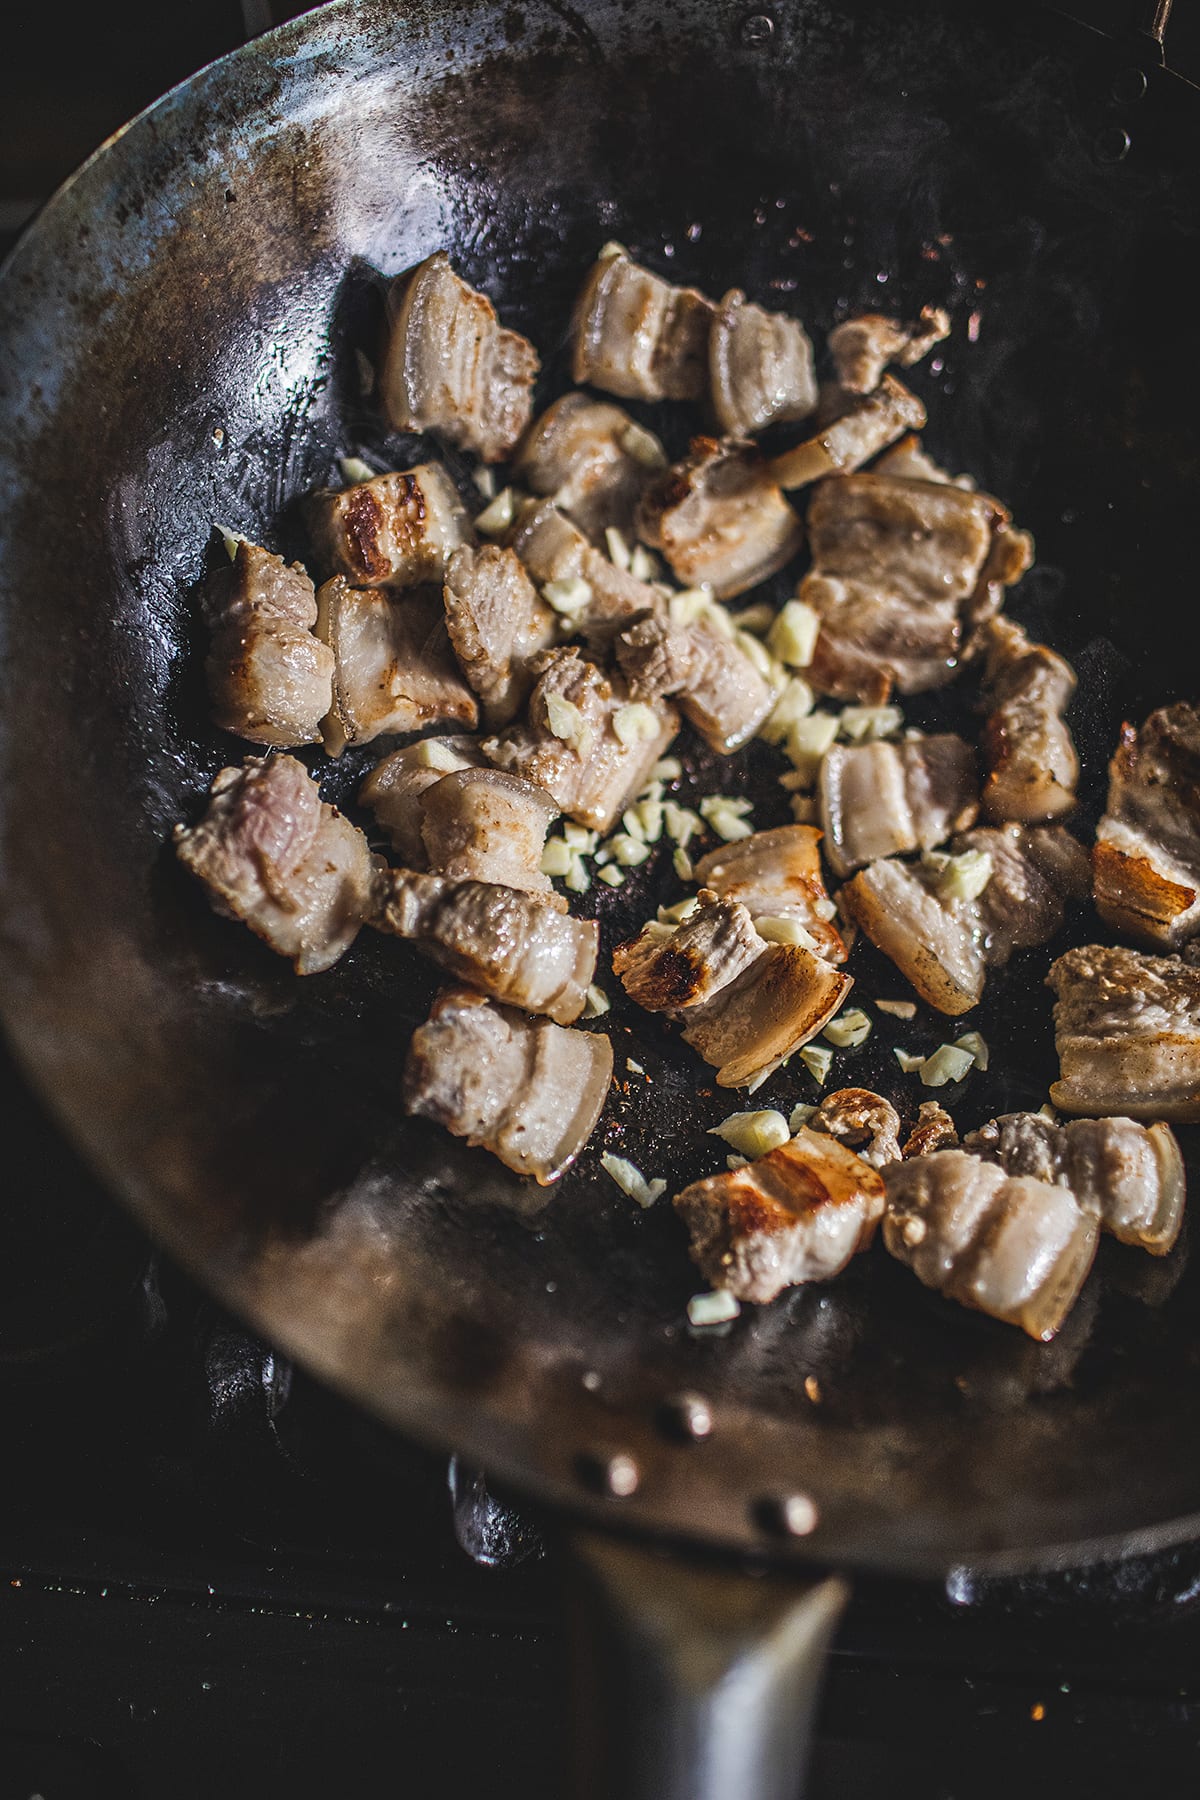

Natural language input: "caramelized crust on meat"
[979,617,1078,823]
[306,465,472,589]
[571,247,715,403]
[1093,704,1200,948]
[202,541,334,748]
[674,1127,885,1302]
[379,252,539,462]
[810,1087,902,1168]
[902,1102,959,1159]
[1047,943,1200,1122]
[636,438,804,600]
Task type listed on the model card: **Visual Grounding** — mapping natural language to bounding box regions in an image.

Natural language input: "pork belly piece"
[374,871,597,1024]
[419,767,563,906]
[882,1149,1098,1341]
[357,736,483,864]
[1047,944,1200,1123]
[818,735,978,878]
[964,1111,1185,1255]
[202,541,334,748]
[513,392,665,542]
[979,617,1078,824]
[692,825,848,964]
[902,1102,959,1158]
[571,246,715,403]
[379,251,539,462]
[810,1087,902,1168]
[827,306,950,395]
[636,438,804,600]
[709,290,818,437]
[1093,703,1200,949]
[442,544,557,727]
[674,1127,885,1303]
[305,465,472,589]
[614,897,852,1088]
[961,522,1035,646]
[173,754,377,974]
[840,825,1088,1015]
[614,608,781,754]
[315,579,477,755]
[404,987,612,1183]
[509,500,663,637]
[767,375,926,492]
[483,647,678,833]
[797,473,1025,702]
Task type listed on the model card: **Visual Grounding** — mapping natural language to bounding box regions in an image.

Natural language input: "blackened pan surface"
[1,0,1198,1573]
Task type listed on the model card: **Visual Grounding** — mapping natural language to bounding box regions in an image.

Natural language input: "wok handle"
[563,1527,848,1800]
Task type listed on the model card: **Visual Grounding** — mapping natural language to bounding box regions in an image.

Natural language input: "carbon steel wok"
[1,0,1199,1791]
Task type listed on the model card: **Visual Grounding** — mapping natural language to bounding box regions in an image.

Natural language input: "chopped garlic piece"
[687,1290,741,1327]
[663,801,703,847]
[788,1102,817,1133]
[745,1058,786,1095]
[1038,1102,1059,1123]
[601,1152,666,1208]
[650,757,683,783]
[543,575,592,619]
[919,1044,976,1087]
[699,795,753,840]
[876,999,917,1020]
[605,526,632,571]
[564,854,591,894]
[760,676,815,745]
[621,807,647,843]
[823,1008,872,1048]
[730,602,775,637]
[736,630,778,679]
[215,524,247,561]
[562,822,598,853]
[727,1154,750,1170]
[598,864,625,888]
[838,703,904,743]
[755,915,817,949]
[545,693,595,759]
[673,847,694,882]
[658,896,700,925]
[475,487,517,536]
[605,832,650,867]
[339,455,376,484]
[629,545,659,582]
[768,598,821,668]
[620,421,667,468]
[472,465,497,499]
[813,897,837,921]
[799,1044,834,1087]
[611,702,660,750]
[935,849,993,903]
[540,836,574,877]
[599,239,626,260]
[952,1030,989,1071]
[635,798,664,843]
[894,1048,926,1073]
[708,1108,791,1158]
[642,920,678,942]
[670,586,733,636]
[785,711,839,782]
[582,984,611,1020]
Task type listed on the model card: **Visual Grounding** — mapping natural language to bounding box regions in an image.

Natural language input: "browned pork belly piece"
[614,896,852,1088]
[674,1127,885,1302]
[1047,944,1200,1123]
[379,251,539,462]
[827,306,951,395]
[840,824,1088,1016]
[874,433,967,486]
[419,767,563,906]
[173,755,378,974]
[818,735,979,878]
[810,1087,902,1168]
[709,290,818,436]
[882,1149,1098,1341]
[1093,703,1200,949]
[768,374,926,492]
[614,609,781,754]
[513,393,665,542]
[306,465,472,589]
[692,825,848,964]
[441,544,557,727]
[202,540,334,748]
[483,647,678,833]
[509,499,663,638]
[571,246,715,403]
[978,617,1078,824]
[902,1102,959,1158]
[636,438,804,600]
[964,1111,1185,1255]
[374,871,597,1024]
[315,579,477,755]
[404,986,613,1183]
[798,473,1029,703]
[357,736,483,865]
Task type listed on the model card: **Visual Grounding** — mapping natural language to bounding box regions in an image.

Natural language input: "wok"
[2,0,1199,1791]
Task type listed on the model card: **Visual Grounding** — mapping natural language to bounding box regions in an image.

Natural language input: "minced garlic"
[823,1008,872,1048]
[475,486,517,535]
[767,598,821,668]
[601,1152,666,1208]
[708,1108,790,1158]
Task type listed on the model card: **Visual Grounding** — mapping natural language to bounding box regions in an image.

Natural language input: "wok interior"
[1,0,1199,1572]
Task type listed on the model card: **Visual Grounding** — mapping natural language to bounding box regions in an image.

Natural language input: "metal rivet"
[659,1391,713,1441]
[757,1492,819,1537]
[578,1450,640,1498]
[1094,126,1132,164]
[740,12,774,45]
[1110,67,1148,107]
